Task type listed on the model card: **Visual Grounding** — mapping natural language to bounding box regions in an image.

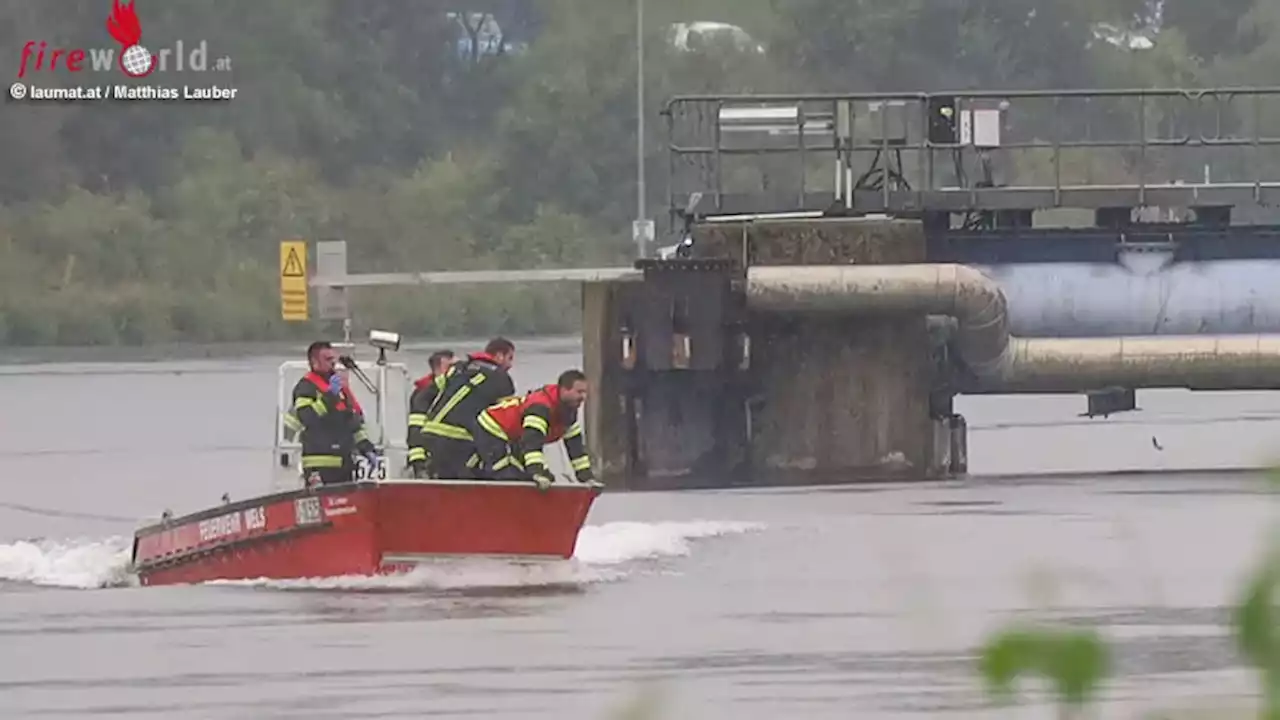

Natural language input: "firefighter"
[406,349,456,478]
[290,340,380,486]
[475,368,594,490]
[420,337,517,478]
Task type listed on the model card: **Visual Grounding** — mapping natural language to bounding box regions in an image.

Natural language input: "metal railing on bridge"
[307,267,639,288]
[663,87,1280,227]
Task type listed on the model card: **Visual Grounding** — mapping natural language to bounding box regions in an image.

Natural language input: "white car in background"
[667,21,765,54]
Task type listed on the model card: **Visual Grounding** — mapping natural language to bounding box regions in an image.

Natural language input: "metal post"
[377,362,388,449]
[635,0,647,259]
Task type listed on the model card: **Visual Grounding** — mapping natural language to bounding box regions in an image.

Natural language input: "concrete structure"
[582,216,1280,489]
[696,217,938,486]
[581,217,954,490]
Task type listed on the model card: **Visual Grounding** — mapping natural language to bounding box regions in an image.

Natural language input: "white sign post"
[632,218,655,259]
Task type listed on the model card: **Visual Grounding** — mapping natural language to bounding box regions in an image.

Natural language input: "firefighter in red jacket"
[290,341,379,486]
[475,369,594,489]
[405,349,455,478]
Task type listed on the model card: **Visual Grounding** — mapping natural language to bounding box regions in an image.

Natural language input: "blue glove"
[328,373,343,395]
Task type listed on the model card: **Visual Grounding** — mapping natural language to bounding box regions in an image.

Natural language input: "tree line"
[1,0,1276,346]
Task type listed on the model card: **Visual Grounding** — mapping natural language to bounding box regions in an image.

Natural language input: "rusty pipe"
[746,264,1015,378]
[1002,335,1280,392]
[745,264,1280,392]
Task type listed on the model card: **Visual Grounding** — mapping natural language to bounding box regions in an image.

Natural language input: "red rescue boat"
[130,334,604,587]
[132,479,601,587]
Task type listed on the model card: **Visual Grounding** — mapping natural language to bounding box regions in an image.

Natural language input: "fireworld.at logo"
[16,0,231,79]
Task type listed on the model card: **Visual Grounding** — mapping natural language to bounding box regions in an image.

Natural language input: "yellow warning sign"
[279,240,309,322]
[282,246,306,277]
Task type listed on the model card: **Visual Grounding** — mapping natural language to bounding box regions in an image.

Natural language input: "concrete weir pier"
[583,217,958,490]
[700,218,941,486]
[582,216,1280,490]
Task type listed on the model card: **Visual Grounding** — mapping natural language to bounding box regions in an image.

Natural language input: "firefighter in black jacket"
[421,337,517,478]
[292,340,379,486]
[406,349,455,478]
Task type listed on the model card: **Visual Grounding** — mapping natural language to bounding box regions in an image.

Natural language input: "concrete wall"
[695,217,945,484]
[633,372,744,488]
[582,217,952,489]
[581,278,636,487]
[693,216,930,265]
[747,315,937,483]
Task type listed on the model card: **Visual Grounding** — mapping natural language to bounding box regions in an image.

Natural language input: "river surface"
[1,344,1278,719]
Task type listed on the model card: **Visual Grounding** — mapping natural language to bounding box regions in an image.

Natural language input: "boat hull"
[131,479,602,586]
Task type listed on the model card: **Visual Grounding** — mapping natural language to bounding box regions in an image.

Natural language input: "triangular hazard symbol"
[282,247,305,277]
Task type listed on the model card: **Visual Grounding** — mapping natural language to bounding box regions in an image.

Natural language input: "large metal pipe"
[745,264,1280,393]
[1001,335,1280,392]
[981,257,1280,337]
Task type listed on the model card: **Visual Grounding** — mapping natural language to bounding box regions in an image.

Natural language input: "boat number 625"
[354,455,387,481]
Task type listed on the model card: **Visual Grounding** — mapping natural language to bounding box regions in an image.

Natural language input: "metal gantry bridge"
[664,87,1280,218]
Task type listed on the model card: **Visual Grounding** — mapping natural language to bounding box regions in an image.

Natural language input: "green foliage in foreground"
[979,623,1111,714]
[1234,542,1280,720]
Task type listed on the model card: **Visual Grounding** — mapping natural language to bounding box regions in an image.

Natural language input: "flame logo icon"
[105,0,155,78]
